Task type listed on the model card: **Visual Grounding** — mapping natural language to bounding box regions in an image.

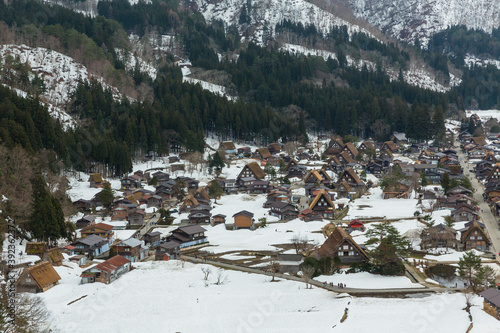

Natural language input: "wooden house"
[304,169,331,186]
[88,173,104,188]
[16,261,61,293]
[41,248,64,266]
[218,141,237,155]
[391,133,408,144]
[238,161,266,180]
[269,202,299,220]
[451,206,479,222]
[325,138,344,155]
[254,148,272,160]
[342,142,359,159]
[180,195,200,213]
[381,141,398,153]
[81,223,114,240]
[447,185,473,197]
[379,149,394,160]
[480,288,500,320]
[486,163,500,184]
[309,189,335,219]
[71,235,110,258]
[383,182,411,199]
[73,199,93,212]
[155,241,181,260]
[128,209,146,226]
[144,231,162,247]
[232,210,255,230]
[348,220,365,233]
[420,224,458,250]
[339,168,364,187]
[336,181,352,198]
[167,225,207,249]
[188,205,212,224]
[268,143,282,154]
[287,164,308,179]
[338,151,355,164]
[358,141,375,153]
[472,136,487,146]
[460,221,490,252]
[121,174,142,191]
[112,205,129,221]
[112,238,147,262]
[69,255,87,267]
[81,255,131,284]
[76,215,96,229]
[314,227,369,263]
[212,214,226,226]
[298,209,323,222]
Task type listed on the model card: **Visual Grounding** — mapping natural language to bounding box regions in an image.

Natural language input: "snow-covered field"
[468,109,500,123]
[204,218,328,254]
[36,260,500,332]
[345,187,419,220]
[316,270,422,289]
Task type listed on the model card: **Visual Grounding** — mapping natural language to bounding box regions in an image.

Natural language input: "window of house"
[470,236,475,240]
[338,251,342,256]
[343,245,349,250]
[478,236,482,240]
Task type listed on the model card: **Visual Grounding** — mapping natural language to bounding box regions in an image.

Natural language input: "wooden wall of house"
[483,301,500,320]
[234,216,252,229]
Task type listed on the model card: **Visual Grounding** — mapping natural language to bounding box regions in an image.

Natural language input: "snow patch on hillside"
[180,63,236,100]
[464,54,500,70]
[280,43,459,92]
[349,0,500,45]
[114,48,158,80]
[0,44,123,128]
[195,0,374,45]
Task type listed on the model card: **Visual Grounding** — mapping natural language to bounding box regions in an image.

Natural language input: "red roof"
[65,245,76,250]
[94,255,131,273]
[349,220,364,227]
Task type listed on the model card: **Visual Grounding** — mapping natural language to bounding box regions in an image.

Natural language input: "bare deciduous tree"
[214,269,227,285]
[269,261,281,282]
[301,265,316,289]
[201,267,212,287]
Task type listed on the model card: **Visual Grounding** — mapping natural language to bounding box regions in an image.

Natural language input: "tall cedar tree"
[29,173,67,246]
[208,180,223,203]
[98,182,114,209]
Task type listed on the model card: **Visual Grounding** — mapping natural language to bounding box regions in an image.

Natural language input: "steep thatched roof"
[246,161,266,179]
[18,261,61,289]
[315,227,368,260]
[309,189,335,210]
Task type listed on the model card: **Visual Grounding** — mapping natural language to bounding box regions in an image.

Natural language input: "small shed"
[232,210,254,230]
[42,248,64,266]
[480,288,500,320]
[212,214,226,226]
[348,220,365,233]
[69,255,87,267]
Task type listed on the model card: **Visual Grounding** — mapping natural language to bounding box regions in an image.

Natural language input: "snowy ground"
[35,260,500,332]
[345,187,420,220]
[424,249,487,262]
[203,218,328,254]
[468,109,500,123]
[316,269,422,289]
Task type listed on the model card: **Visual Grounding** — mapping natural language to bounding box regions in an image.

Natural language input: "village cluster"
[7,115,500,321]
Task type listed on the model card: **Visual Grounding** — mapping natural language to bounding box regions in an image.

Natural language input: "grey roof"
[145,231,162,237]
[121,238,142,247]
[392,133,407,141]
[232,210,254,218]
[82,215,96,222]
[74,235,107,246]
[480,288,500,307]
[178,225,207,235]
[159,240,181,249]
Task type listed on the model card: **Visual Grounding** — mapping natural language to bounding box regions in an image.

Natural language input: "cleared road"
[455,138,500,263]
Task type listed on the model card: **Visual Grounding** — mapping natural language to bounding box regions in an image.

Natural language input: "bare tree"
[201,267,211,287]
[214,269,228,285]
[269,261,281,282]
[301,265,316,289]
[0,288,50,333]
[284,142,298,157]
[291,234,310,254]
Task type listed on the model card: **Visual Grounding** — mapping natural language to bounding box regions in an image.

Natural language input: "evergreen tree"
[441,172,450,193]
[208,180,223,203]
[29,173,67,246]
[209,152,225,176]
[98,182,114,209]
